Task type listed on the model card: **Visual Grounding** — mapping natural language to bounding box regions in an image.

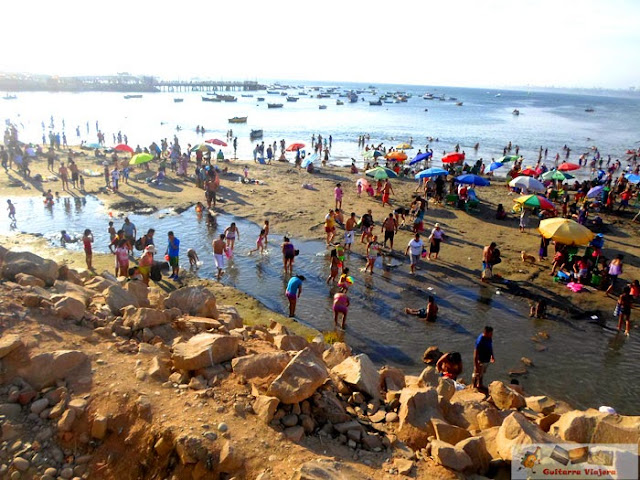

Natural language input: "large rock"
[489,381,526,410]
[1,251,58,286]
[124,281,150,307]
[0,335,23,359]
[274,334,308,352]
[18,350,89,389]
[457,436,490,474]
[292,459,362,480]
[164,286,218,319]
[123,307,170,331]
[437,377,456,402]
[231,352,291,388]
[478,426,501,460]
[84,275,116,293]
[311,390,351,424]
[322,342,352,369]
[217,305,242,329]
[105,284,139,314]
[418,366,439,387]
[379,366,406,392]
[15,272,45,288]
[496,412,559,461]
[267,348,328,404]
[443,389,489,430]
[525,395,556,415]
[430,439,473,472]
[331,354,380,399]
[397,387,443,450]
[51,280,95,305]
[432,418,471,445]
[172,333,239,371]
[551,409,640,444]
[253,395,279,424]
[53,296,86,321]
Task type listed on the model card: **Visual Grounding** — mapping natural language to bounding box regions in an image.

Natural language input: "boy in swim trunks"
[405,295,438,322]
[212,234,226,280]
[344,212,356,251]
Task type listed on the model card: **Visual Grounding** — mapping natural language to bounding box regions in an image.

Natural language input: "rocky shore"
[0,246,638,479]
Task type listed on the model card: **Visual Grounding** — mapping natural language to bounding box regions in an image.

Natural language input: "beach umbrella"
[455,174,490,186]
[285,142,305,152]
[302,153,319,168]
[586,185,604,198]
[386,151,408,161]
[196,144,215,152]
[363,149,384,159]
[365,166,397,180]
[409,151,433,165]
[626,174,640,184]
[509,176,545,193]
[205,138,228,147]
[442,152,465,163]
[514,194,556,211]
[538,218,595,246]
[114,143,133,153]
[519,168,539,176]
[558,162,580,172]
[415,167,448,179]
[129,153,154,165]
[395,143,413,150]
[488,162,504,172]
[356,178,371,189]
[541,169,574,181]
[497,155,520,163]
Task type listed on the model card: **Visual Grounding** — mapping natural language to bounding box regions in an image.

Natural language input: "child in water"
[405,295,438,322]
[187,248,200,268]
[337,267,352,293]
[249,229,266,255]
[263,219,270,244]
[82,229,94,270]
[7,199,16,220]
[326,249,340,284]
[60,230,73,247]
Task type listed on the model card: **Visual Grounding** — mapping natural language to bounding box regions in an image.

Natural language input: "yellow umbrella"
[538,218,595,246]
[395,143,413,150]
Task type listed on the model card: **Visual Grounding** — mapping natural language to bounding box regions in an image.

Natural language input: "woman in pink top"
[114,239,130,277]
[334,183,343,210]
[333,292,350,329]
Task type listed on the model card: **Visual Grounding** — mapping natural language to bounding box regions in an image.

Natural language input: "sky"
[4,0,640,89]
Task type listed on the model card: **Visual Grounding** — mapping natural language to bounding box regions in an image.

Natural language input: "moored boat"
[124,94,143,99]
[286,96,299,102]
[369,100,382,106]
[173,98,184,103]
[257,97,265,101]
[2,94,17,100]
[319,105,327,110]
[336,100,344,105]
[202,96,221,102]
[228,116,248,124]
[267,103,283,108]
[585,108,595,112]
[512,109,520,115]
[250,129,263,139]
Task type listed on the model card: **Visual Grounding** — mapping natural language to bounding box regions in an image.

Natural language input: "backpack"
[134,237,144,251]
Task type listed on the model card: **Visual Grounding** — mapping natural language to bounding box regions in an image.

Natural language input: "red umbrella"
[442,152,465,163]
[286,143,305,152]
[519,168,539,176]
[114,144,133,153]
[558,162,580,171]
[205,139,228,147]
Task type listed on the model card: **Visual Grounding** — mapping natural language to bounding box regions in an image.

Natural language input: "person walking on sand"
[405,233,424,275]
[334,183,343,210]
[333,291,350,329]
[285,274,305,317]
[82,229,94,270]
[212,234,226,280]
[428,223,445,260]
[473,326,495,391]
[364,235,380,274]
[344,212,356,251]
[381,179,394,207]
[616,286,633,336]
[282,236,296,275]
[381,213,398,250]
[224,222,240,251]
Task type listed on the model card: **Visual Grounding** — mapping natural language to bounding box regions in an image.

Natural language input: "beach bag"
[613,303,621,317]
[134,237,144,251]
[294,249,300,256]
[482,267,493,281]
[421,247,427,258]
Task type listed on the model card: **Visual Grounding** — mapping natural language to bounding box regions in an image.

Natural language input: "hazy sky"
[5,0,639,88]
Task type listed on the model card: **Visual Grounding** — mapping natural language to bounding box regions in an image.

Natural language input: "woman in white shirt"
[428,223,445,260]
[405,233,424,275]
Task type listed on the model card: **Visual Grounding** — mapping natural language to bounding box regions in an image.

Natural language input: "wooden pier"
[155,80,264,92]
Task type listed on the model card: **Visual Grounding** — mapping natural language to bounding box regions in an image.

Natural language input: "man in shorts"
[204,171,217,208]
[122,217,137,253]
[344,212,356,251]
[473,326,495,391]
[381,213,398,250]
[212,234,226,280]
[167,231,180,280]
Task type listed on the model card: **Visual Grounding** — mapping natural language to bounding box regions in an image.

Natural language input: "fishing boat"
[250,129,263,139]
[257,97,265,101]
[241,94,253,97]
[455,102,463,106]
[336,100,344,105]
[266,90,280,95]
[585,108,595,113]
[202,96,221,102]
[267,103,283,109]
[512,109,520,115]
[228,116,248,124]
[369,100,382,106]
[422,93,434,100]
[124,94,143,99]
[216,94,237,102]
[286,96,299,102]
[319,105,327,110]
[2,94,17,100]
[173,98,184,103]
[349,92,358,103]
[317,93,331,99]
[280,91,288,96]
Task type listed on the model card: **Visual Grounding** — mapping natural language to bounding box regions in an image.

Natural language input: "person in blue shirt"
[167,231,180,280]
[472,326,495,391]
[285,275,305,318]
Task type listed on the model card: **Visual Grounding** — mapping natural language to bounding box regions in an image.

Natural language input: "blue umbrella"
[489,162,504,172]
[409,151,433,165]
[302,153,319,168]
[626,174,640,184]
[586,185,604,198]
[455,174,490,186]
[415,167,448,179]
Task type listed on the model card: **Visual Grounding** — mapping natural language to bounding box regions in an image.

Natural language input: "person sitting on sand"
[405,295,438,322]
[436,352,462,380]
[496,203,507,220]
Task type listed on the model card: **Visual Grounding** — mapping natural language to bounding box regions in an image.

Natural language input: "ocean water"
[3,84,640,175]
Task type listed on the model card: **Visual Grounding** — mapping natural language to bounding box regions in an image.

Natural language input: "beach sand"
[3,147,639,321]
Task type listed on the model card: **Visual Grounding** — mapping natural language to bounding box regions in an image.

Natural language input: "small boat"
[298,91,308,95]
[585,108,595,112]
[449,97,458,101]
[286,96,299,102]
[250,129,263,139]
[319,105,327,110]
[317,93,330,99]
[266,90,280,95]
[495,93,502,97]
[257,97,265,101]
[369,100,382,106]
[455,102,463,106]
[173,98,184,103]
[124,94,143,99]
[512,109,520,115]
[228,116,248,124]
[2,94,17,100]
[202,96,221,102]
[267,103,283,108]
[422,93,434,100]
[241,94,253,97]
[216,94,237,102]
[385,100,394,104]
[336,100,344,105]
[280,91,288,96]
[348,92,358,103]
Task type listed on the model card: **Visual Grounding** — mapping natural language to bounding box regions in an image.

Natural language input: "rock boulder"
[1,251,58,286]
[18,350,89,389]
[489,381,526,410]
[231,352,291,388]
[397,387,443,450]
[53,296,86,321]
[496,412,559,461]
[267,348,328,404]
[322,342,352,369]
[172,333,239,371]
[123,307,170,331]
[105,284,139,314]
[431,439,473,472]
[164,286,218,319]
[331,354,380,399]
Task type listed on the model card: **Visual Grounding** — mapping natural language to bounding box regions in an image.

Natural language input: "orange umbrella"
[114,144,133,153]
[285,143,305,152]
[558,162,580,171]
[386,151,408,161]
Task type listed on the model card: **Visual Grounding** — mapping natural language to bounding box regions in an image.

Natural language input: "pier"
[155,80,264,92]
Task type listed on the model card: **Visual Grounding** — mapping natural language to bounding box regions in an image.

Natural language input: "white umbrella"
[509,176,545,193]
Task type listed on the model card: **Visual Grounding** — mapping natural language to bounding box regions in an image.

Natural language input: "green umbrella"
[540,169,574,181]
[497,155,520,163]
[362,150,384,159]
[365,166,397,180]
[129,153,154,165]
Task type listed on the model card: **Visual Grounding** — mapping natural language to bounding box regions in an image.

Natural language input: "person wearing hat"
[428,223,445,260]
[138,244,156,285]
